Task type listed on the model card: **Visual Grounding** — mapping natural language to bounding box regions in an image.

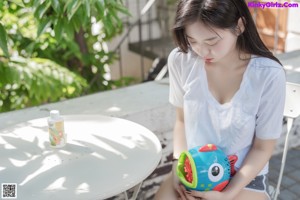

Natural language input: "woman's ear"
[236,17,246,35]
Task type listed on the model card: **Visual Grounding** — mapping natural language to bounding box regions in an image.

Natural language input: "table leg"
[124,181,143,200]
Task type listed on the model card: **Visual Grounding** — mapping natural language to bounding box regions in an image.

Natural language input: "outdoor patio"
[1,0,300,199]
[1,49,300,199]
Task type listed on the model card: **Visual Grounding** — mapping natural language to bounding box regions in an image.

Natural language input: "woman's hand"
[184,190,231,200]
[172,160,193,200]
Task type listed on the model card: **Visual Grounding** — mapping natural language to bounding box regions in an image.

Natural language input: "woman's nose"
[196,44,210,58]
[199,45,210,58]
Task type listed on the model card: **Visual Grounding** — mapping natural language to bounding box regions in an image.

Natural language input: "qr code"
[1,183,17,199]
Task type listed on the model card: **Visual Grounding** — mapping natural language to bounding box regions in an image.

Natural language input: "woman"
[155,0,285,199]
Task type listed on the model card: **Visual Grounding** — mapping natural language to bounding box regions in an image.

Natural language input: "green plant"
[0,57,88,112]
[0,0,130,112]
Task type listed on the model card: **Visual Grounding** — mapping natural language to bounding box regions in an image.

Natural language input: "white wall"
[106,0,163,82]
[285,3,300,52]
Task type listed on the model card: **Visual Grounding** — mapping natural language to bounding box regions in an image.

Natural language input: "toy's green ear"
[176,151,198,189]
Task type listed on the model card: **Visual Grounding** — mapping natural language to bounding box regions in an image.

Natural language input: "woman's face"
[185,20,238,64]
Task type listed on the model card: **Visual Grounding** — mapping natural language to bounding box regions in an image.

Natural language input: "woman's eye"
[207,42,218,46]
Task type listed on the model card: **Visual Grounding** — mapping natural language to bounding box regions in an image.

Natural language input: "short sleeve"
[255,68,286,139]
[168,49,184,108]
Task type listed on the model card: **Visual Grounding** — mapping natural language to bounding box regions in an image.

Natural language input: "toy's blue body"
[177,144,237,191]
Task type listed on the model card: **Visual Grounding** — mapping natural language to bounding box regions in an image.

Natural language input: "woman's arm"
[173,107,187,159]
[172,107,190,200]
[223,137,276,199]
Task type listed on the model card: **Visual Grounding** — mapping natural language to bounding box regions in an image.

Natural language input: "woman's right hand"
[172,160,190,200]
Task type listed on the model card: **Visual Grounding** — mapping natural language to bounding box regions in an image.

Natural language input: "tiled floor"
[269,146,300,200]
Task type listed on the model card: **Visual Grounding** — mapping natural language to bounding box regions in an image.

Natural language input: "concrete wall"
[106,0,163,82]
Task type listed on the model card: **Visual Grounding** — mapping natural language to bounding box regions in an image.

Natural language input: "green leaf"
[37,18,51,38]
[64,0,76,12]
[65,40,81,59]
[84,0,90,18]
[71,14,81,32]
[8,0,25,7]
[95,0,105,17]
[110,9,122,28]
[64,19,75,39]
[24,43,35,56]
[104,15,113,37]
[114,3,130,16]
[51,0,61,14]
[34,1,51,19]
[0,23,9,58]
[54,19,63,41]
[77,6,89,28]
[33,0,42,8]
[18,37,32,51]
[65,0,81,20]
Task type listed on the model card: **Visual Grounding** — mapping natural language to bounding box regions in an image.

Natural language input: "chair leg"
[273,117,293,200]
[124,181,143,200]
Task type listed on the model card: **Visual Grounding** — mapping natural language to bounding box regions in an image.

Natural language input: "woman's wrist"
[222,189,236,200]
[222,179,242,200]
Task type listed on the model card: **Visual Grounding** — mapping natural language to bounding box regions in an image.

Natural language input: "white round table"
[0,115,162,200]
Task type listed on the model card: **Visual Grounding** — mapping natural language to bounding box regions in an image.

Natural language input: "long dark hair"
[173,0,282,65]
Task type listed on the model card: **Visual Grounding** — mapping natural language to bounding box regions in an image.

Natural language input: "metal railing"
[113,0,158,81]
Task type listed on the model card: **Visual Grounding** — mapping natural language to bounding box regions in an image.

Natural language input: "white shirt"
[168,48,286,175]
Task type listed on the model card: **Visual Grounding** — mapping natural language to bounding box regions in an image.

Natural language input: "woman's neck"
[209,49,251,70]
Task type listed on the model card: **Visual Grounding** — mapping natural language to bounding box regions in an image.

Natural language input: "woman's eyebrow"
[186,35,218,41]
[204,36,218,41]
[186,35,194,39]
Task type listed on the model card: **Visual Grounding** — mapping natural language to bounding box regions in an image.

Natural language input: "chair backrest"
[284,82,300,119]
[272,82,300,200]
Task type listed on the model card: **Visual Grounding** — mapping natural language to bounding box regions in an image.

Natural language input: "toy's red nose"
[213,180,229,191]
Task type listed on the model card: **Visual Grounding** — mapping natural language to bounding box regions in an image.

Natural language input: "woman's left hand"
[179,182,231,200]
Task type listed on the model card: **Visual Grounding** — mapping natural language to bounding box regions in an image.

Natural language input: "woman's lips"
[205,58,213,63]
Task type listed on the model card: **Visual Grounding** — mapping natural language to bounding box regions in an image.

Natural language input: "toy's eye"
[208,163,224,182]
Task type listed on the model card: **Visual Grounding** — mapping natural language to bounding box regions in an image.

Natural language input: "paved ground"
[269,146,300,200]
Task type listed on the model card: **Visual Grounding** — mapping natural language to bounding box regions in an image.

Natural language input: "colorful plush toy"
[177,144,238,191]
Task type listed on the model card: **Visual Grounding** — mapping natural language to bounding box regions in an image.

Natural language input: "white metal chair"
[270,82,300,200]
